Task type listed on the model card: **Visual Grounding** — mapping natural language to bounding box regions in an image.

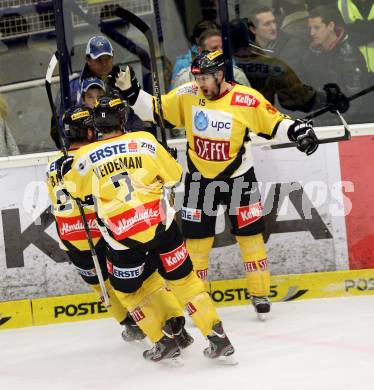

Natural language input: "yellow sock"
[91,280,128,323]
[186,237,214,281]
[236,234,270,297]
[167,271,220,336]
[113,272,183,342]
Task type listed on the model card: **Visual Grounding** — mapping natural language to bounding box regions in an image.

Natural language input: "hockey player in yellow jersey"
[59,95,235,363]
[110,50,320,320]
[46,105,146,341]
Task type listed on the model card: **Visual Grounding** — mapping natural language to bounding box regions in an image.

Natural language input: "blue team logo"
[194,111,209,131]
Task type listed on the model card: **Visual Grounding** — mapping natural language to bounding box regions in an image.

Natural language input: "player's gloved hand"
[323,83,349,113]
[166,146,178,160]
[55,155,74,182]
[287,119,319,156]
[108,65,140,105]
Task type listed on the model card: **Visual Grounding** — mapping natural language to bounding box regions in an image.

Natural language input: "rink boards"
[1,124,374,306]
[1,268,373,330]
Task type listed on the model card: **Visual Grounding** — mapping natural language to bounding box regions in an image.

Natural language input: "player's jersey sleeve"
[242,88,290,140]
[132,83,200,129]
[154,141,183,187]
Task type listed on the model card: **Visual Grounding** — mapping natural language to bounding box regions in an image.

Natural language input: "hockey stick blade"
[115,7,150,35]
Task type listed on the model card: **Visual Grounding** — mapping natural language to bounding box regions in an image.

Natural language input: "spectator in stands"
[279,0,309,42]
[337,0,374,76]
[229,18,349,115]
[302,5,368,97]
[172,29,251,88]
[80,77,105,109]
[247,5,307,76]
[0,95,20,157]
[170,20,219,90]
[51,35,147,148]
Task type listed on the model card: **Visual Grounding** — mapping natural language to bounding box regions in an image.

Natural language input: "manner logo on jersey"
[230,92,260,108]
[108,200,165,240]
[236,202,263,228]
[194,136,230,161]
[56,213,101,241]
[160,242,188,272]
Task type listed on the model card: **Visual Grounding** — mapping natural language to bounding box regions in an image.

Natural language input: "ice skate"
[170,316,194,349]
[121,314,146,342]
[143,320,182,366]
[251,296,271,321]
[204,322,237,365]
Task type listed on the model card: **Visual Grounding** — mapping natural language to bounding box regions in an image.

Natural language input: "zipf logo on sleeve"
[230,92,259,108]
[237,202,263,228]
[160,242,188,272]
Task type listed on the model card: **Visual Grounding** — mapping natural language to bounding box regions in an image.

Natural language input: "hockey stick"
[115,6,168,146]
[45,52,111,307]
[152,0,169,89]
[263,84,374,151]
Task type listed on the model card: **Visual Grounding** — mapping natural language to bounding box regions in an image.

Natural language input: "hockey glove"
[55,155,74,183]
[108,65,140,105]
[288,119,319,156]
[323,83,349,113]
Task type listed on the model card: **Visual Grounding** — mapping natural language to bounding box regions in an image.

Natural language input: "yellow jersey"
[46,151,102,252]
[132,82,290,179]
[62,131,183,249]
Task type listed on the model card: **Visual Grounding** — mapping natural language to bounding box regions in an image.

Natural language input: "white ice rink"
[1,296,374,390]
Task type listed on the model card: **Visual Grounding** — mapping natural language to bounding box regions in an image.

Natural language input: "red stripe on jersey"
[108,199,165,240]
[56,213,101,241]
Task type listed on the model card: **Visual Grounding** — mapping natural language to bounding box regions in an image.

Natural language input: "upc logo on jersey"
[56,213,101,241]
[230,92,259,108]
[194,111,209,131]
[160,242,188,272]
[236,202,263,228]
[108,200,164,240]
[181,207,202,222]
[194,136,230,161]
[192,107,232,139]
[106,260,145,279]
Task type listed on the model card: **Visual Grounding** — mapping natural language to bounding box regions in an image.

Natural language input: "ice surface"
[1,296,374,390]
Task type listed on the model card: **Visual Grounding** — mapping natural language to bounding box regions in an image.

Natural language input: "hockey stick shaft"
[45,53,110,307]
[115,6,168,146]
[266,85,374,150]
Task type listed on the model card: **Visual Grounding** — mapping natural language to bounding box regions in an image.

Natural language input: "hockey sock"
[236,234,270,297]
[114,272,183,342]
[91,280,128,323]
[186,237,214,281]
[167,271,220,337]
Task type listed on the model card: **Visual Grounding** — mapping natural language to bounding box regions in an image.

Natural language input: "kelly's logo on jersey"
[236,202,263,228]
[230,92,259,108]
[160,242,188,272]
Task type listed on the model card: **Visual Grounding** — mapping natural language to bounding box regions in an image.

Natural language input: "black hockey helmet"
[191,50,226,75]
[62,105,94,141]
[93,95,129,132]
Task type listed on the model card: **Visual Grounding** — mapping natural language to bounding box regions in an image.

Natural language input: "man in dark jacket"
[302,5,368,96]
[247,5,307,76]
[229,18,349,114]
